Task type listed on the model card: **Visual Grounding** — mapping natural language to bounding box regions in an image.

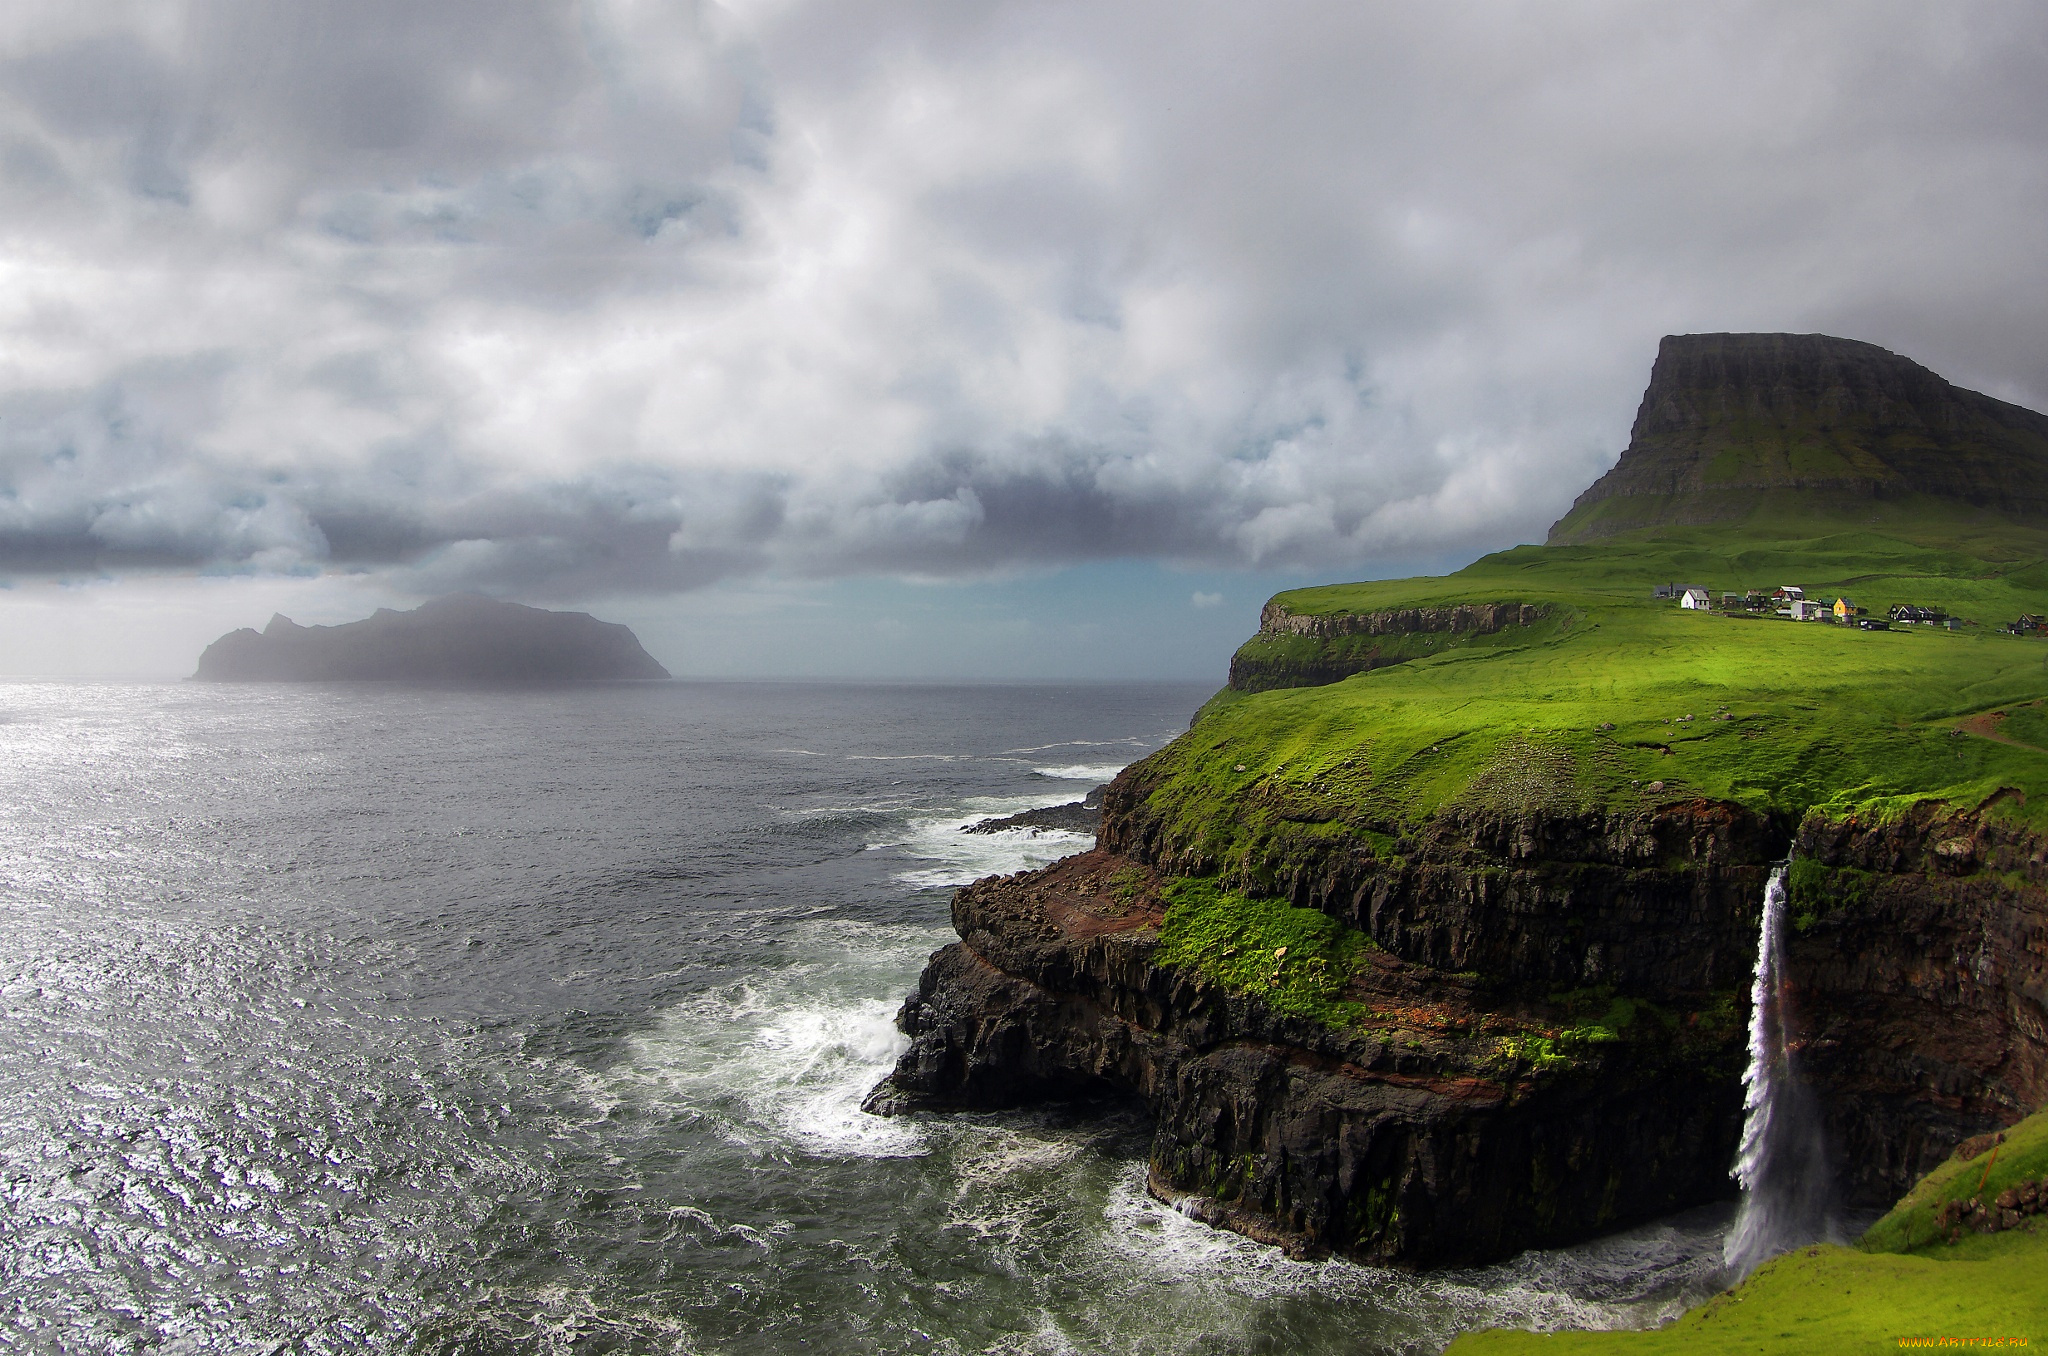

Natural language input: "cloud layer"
[2,0,2045,597]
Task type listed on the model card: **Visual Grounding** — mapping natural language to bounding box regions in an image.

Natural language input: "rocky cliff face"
[868,849,1749,1267]
[1548,333,2048,543]
[1789,802,2048,1206]
[1228,602,1549,694]
[1104,779,1782,995]
[870,773,2048,1264]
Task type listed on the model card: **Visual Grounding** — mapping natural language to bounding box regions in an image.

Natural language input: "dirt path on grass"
[1956,709,2048,755]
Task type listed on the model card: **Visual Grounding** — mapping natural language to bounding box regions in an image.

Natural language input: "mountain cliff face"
[1790,805,2048,1205]
[193,594,670,681]
[1549,333,2048,544]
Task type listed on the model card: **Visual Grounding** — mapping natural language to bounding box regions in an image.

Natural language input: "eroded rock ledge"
[1228,602,1549,693]
[866,849,1747,1267]
[1256,601,1545,640]
[870,791,2048,1267]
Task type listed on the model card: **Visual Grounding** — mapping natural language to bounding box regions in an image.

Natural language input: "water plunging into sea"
[1723,864,1837,1279]
[3,680,1739,1354]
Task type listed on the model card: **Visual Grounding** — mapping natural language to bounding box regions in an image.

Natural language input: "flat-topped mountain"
[193,594,670,681]
[1549,332,2048,543]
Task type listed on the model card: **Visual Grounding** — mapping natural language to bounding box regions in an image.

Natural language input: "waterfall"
[1723,863,1836,1279]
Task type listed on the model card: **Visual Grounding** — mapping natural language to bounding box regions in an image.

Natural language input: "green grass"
[1136,514,2048,906]
[1444,1241,2047,1353]
[1859,1105,2048,1257]
[1154,876,1374,1025]
[1444,1107,2048,1353]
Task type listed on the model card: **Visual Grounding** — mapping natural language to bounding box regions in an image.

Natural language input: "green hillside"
[1151,512,2048,901]
[1547,333,2048,544]
[1108,334,2048,1344]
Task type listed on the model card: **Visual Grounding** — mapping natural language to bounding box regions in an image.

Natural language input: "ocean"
[0,680,1732,1355]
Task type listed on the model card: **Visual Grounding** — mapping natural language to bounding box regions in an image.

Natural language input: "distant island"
[193,594,670,681]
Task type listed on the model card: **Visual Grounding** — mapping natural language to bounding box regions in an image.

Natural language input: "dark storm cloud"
[0,0,2045,596]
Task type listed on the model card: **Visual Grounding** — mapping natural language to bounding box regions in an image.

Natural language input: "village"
[1651,582,2048,636]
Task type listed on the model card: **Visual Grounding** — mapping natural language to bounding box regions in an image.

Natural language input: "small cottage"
[1833,597,1857,622]
[1680,587,1711,610]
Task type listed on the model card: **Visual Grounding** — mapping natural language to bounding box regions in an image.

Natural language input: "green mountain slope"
[1178,337,2048,866]
[1549,332,2048,544]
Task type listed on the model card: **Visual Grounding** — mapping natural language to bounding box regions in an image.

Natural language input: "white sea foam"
[1003,739,1149,756]
[1086,1163,1726,1340]
[880,806,1096,887]
[609,921,940,1159]
[1032,763,1128,781]
[846,753,964,761]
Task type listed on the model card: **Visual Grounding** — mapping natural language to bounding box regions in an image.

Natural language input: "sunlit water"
[1,681,1735,1354]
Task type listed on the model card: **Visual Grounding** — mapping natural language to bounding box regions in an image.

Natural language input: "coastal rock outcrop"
[867,848,1748,1267]
[871,787,2048,1265]
[965,786,1106,836]
[193,594,670,682]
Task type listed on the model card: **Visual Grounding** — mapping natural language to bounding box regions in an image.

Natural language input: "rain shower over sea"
[4,680,1740,1355]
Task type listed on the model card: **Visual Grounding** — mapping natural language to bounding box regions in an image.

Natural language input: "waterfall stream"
[1723,863,1837,1278]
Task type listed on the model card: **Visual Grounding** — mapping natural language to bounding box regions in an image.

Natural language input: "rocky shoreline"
[964,786,1105,836]
[869,782,2048,1267]
[866,847,1749,1266]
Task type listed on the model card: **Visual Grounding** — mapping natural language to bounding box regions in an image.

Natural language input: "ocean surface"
[0,680,1735,1355]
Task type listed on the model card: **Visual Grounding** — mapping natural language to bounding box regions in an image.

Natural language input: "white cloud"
[1191,591,1222,608]
[0,0,2043,597]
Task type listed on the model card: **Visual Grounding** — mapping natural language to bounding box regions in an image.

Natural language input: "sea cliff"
[868,332,2048,1268]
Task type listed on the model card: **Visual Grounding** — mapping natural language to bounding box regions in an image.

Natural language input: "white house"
[1680,587,1711,610]
[1789,598,1826,621]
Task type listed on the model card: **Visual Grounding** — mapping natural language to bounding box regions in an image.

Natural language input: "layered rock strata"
[1788,802,2048,1205]
[1548,333,2048,543]
[1228,602,1548,694]
[869,832,1758,1266]
[870,780,2048,1265]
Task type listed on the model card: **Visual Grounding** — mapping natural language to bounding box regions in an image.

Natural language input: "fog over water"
[2,681,1734,1353]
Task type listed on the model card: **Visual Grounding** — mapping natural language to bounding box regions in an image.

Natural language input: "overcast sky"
[3,0,2045,679]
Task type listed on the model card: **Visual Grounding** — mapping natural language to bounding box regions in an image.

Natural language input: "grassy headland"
[1120,333,2048,1340]
[1139,506,2048,908]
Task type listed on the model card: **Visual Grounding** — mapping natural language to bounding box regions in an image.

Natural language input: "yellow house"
[1833,597,1855,622]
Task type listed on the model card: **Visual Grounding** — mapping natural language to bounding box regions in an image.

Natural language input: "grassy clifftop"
[1147,507,2048,897]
